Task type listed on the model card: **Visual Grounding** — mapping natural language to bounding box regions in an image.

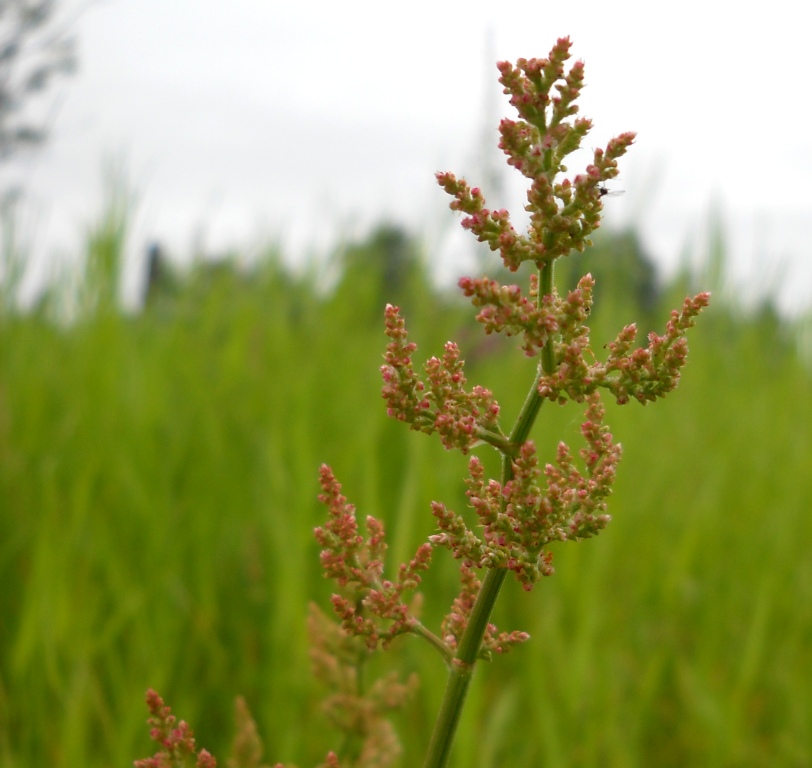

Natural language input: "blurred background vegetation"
[2,6,810,766]
[1,192,810,767]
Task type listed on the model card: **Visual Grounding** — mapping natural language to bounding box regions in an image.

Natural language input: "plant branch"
[422,277,551,765]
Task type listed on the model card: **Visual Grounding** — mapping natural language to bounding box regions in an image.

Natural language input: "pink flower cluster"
[315,464,433,650]
[315,466,531,663]
[455,270,710,406]
[436,38,636,272]
[429,393,619,590]
[380,304,501,453]
[537,290,712,404]
[134,689,216,768]
[458,272,591,357]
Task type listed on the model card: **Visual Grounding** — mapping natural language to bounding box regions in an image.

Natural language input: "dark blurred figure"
[143,241,179,309]
[332,223,433,324]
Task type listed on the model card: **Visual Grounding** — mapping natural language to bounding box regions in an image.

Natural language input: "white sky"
[4,0,812,312]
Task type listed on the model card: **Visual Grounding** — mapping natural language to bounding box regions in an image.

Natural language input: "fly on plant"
[598,184,624,197]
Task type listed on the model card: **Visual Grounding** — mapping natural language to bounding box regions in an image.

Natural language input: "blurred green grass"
[0,217,810,767]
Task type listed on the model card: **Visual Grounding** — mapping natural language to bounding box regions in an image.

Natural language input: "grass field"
[0,218,810,767]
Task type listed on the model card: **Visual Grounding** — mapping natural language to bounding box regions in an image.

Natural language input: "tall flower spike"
[438,37,636,271]
[315,38,709,768]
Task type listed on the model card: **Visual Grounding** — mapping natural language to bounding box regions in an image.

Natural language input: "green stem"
[538,259,556,377]
[422,261,556,768]
[412,621,455,662]
[422,567,508,768]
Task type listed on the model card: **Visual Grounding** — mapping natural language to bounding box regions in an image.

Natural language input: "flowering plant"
[313,37,708,768]
[136,36,709,768]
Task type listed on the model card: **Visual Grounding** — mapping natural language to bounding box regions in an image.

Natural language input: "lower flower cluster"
[134,689,216,768]
[307,603,419,768]
[315,465,534,660]
[441,565,531,657]
[429,392,619,590]
[315,464,432,651]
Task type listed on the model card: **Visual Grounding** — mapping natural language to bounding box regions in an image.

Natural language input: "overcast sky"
[5,0,812,312]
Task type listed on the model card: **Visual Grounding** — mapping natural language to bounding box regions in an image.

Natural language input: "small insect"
[598,184,625,198]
